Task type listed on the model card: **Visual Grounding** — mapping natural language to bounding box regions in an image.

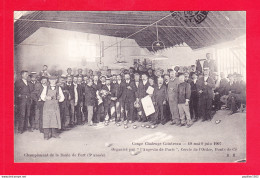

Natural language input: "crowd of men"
[14,54,246,140]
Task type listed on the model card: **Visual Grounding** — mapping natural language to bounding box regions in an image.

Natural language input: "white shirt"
[143,80,147,86]
[126,80,130,84]
[118,80,121,85]
[40,86,64,102]
[204,76,209,82]
[22,79,28,86]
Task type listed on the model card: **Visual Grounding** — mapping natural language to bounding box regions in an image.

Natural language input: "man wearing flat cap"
[196,67,215,121]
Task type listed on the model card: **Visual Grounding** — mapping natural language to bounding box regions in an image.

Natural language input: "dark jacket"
[136,80,150,99]
[101,84,112,104]
[124,80,137,102]
[66,83,75,101]
[77,83,84,104]
[14,79,32,101]
[154,85,167,105]
[189,80,198,97]
[177,82,191,104]
[85,85,96,106]
[31,82,44,102]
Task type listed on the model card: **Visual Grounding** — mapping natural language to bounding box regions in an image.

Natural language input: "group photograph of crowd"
[14,53,246,140]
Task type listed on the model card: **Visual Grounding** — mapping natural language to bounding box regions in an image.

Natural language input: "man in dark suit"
[85,79,97,126]
[123,73,137,122]
[31,76,48,133]
[153,77,167,125]
[94,75,106,123]
[65,76,75,127]
[58,75,69,130]
[203,53,217,76]
[75,76,84,125]
[28,72,37,131]
[137,73,150,122]
[111,75,124,122]
[197,67,215,121]
[189,72,199,121]
[14,70,33,134]
[163,74,171,122]
[101,77,113,122]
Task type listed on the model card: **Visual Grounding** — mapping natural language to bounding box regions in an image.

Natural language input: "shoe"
[52,136,61,139]
[179,123,185,127]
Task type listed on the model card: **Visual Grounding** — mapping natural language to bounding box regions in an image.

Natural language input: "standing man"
[66,76,75,127]
[114,75,125,122]
[58,75,69,130]
[153,77,167,125]
[197,67,215,121]
[167,70,180,125]
[189,73,199,122]
[15,70,33,134]
[85,79,96,126]
[177,73,192,127]
[123,73,136,122]
[163,74,171,123]
[28,72,37,131]
[203,53,217,75]
[137,73,150,122]
[31,76,48,133]
[101,77,113,122]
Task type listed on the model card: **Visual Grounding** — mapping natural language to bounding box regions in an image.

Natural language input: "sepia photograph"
[13,11,246,163]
